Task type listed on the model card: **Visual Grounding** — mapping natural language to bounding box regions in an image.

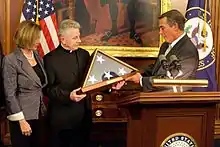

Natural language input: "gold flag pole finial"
[36,0,39,25]
[202,0,208,52]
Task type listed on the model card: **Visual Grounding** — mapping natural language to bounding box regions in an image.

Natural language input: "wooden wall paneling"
[215,120,220,139]
[217,3,220,91]
[211,0,220,91]
[1,0,220,144]
[0,0,6,50]
[0,0,24,55]
[8,0,23,54]
[211,0,220,121]
[211,0,220,139]
[0,1,10,144]
[6,0,11,55]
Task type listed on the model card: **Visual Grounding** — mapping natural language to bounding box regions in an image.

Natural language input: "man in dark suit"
[43,19,92,147]
[126,9,199,92]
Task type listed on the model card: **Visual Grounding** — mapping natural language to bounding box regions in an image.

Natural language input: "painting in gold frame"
[54,0,171,57]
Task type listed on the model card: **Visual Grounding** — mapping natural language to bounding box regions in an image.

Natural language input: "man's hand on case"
[70,88,87,102]
[126,72,142,84]
[112,80,125,90]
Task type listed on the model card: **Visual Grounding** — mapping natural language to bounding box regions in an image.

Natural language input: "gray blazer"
[2,48,47,121]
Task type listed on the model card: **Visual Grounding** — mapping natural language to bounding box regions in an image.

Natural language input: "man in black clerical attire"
[101,0,143,46]
[44,19,92,147]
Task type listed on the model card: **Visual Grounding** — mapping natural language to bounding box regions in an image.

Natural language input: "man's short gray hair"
[58,19,81,36]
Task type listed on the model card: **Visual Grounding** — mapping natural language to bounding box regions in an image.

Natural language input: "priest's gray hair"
[58,19,81,36]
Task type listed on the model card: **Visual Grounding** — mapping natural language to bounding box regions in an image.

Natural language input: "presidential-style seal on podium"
[160,133,197,147]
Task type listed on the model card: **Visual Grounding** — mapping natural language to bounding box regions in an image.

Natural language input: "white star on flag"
[88,75,98,84]
[81,49,138,93]
[44,10,48,15]
[27,1,32,5]
[96,55,105,64]
[26,8,30,13]
[104,71,113,79]
[118,68,127,75]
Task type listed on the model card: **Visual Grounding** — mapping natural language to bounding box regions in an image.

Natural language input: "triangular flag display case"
[81,49,138,93]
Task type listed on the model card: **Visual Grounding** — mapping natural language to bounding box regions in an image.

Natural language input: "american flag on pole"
[20,0,59,56]
[185,0,217,91]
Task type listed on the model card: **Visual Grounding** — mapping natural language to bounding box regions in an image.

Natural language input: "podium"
[117,92,220,147]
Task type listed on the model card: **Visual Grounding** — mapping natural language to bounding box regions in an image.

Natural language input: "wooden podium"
[118,92,220,147]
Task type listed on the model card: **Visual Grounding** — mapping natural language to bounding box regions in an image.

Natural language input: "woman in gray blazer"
[2,20,47,147]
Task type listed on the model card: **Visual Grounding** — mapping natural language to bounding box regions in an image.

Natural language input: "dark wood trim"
[215,120,220,139]
[211,0,220,90]
[211,0,220,138]
[5,0,10,55]
[118,92,220,105]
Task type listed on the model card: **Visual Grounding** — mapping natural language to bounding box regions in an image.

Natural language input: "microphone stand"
[163,63,177,93]
[159,54,177,92]
[169,55,183,92]
[167,71,178,93]
[173,70,183,92]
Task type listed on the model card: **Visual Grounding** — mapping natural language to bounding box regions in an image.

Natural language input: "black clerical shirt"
[43,45,91,130]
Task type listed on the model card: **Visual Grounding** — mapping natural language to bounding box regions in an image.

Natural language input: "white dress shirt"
[165,32,186,56]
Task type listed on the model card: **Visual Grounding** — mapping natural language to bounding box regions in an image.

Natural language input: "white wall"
[171,0,188,16]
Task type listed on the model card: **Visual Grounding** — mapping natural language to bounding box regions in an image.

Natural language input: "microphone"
[169,55,181,70]
[169,55,183,92]
[159,55,169,71]
[159,55,173,80]
[159,55,178,92]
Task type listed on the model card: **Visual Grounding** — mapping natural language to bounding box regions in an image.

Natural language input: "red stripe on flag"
[38,44,45,57]
[51,14,59,35]
[39,18,55,51]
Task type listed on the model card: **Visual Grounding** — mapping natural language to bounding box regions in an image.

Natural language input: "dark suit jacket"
[43,46,92,131]
[2,48,47,121]
[142,34,199,92]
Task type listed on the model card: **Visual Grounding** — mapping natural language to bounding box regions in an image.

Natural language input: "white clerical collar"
[61,44,76,53]
[170,32,186,48]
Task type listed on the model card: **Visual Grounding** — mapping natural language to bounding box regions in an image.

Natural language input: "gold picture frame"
[55,0,171,57]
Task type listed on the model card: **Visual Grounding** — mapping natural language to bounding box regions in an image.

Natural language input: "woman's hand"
[19,119,32,136]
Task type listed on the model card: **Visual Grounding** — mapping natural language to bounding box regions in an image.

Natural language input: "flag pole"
[202,0,208,52]
[36,0,39,25]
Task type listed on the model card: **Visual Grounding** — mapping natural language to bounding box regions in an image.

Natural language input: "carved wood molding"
[215,120,220,139]
[118,92,220,106]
